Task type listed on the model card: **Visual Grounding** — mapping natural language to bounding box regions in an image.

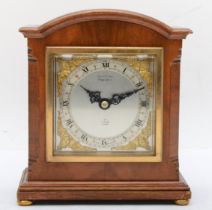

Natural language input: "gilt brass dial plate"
[46,47,163,162]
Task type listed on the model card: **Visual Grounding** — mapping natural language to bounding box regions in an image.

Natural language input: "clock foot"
[17,169,191,205]
[17,200,33,206]
[174,199,189,206]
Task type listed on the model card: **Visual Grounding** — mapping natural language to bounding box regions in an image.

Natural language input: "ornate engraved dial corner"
[112,113,152,151]
[116,57,153,92]
[57,113,96,151]
[57,57,95,96]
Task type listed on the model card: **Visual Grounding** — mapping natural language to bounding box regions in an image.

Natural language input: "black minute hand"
[80,85,101,103]
[110,87,145,105]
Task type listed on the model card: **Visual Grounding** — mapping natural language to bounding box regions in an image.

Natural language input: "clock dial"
[58,59,150,150]
[45,47,163,162]
[53,55,156,154]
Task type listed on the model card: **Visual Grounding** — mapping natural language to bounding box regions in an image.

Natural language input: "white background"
[0,0,212,209]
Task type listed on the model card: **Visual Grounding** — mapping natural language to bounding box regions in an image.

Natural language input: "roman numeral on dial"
[81,66,89,72]
[102,62,109,68]
[135,119,143,127]
[81,134,88,141]
[102,139,107,145]
[136,81,144,87]
[63,100,69,106]
[122,68,127,73]
[65,119,73,128]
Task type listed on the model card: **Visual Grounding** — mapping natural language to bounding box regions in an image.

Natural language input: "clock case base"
[17,168,191,204]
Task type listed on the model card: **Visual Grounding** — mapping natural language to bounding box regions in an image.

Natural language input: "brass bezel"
[46,47,163,162]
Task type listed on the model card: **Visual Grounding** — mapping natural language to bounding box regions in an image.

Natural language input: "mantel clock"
[17,10,192,206]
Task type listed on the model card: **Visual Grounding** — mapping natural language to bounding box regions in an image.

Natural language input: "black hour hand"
[110,87,144,105]
[80,85,101,103]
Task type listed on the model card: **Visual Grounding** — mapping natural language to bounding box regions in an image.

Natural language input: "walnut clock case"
[17,10,192,206]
